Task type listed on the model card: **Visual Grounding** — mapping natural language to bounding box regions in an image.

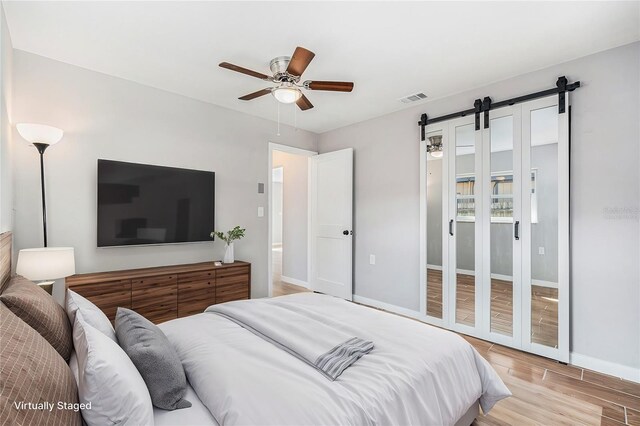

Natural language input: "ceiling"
[3,1,639,134]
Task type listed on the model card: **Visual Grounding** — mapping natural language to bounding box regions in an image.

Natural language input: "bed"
[0,231,509,425]
[156,292,509,425]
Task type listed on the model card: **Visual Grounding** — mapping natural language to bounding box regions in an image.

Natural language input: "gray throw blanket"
[206,298,374,380]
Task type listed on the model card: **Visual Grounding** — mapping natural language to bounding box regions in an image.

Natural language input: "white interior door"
[482,104,523,349]
[521,95,569,362]
[448,116,483,337]
[309,148,353,300]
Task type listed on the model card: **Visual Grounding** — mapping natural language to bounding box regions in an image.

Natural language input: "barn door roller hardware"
[418,76,580,140]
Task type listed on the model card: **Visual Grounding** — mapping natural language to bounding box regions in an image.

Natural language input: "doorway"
[268,143,317,297]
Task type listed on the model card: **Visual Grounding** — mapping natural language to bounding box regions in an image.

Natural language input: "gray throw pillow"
[115,307,192,410]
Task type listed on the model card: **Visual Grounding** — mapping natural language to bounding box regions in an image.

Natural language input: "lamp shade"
[16,123,64,145]
[16,247,75,281]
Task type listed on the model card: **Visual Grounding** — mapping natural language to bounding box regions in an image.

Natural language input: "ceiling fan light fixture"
[272,85,302,104]
[427,135,444,158]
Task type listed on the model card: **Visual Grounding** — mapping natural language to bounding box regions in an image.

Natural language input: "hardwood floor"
[272,247,310,297]
[468,334,640,426]
[427,268,558,348]
[273,280,640,425]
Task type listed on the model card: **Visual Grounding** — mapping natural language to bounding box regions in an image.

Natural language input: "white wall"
[272,150,309,283]
[0,4,13,233]
[319,42,640,376]
[11,50,317,298]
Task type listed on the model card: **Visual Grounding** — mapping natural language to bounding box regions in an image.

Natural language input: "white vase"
[223,242,235,264]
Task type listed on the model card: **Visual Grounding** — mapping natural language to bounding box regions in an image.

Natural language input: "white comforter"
[160,293,510,426]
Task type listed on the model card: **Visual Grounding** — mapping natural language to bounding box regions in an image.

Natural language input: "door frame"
[267,142,318,298]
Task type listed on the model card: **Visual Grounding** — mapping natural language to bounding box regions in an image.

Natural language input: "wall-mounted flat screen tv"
[97,159,214,247]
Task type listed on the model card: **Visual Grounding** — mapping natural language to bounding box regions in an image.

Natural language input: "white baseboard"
[570,352,640,383]
[353,294,640,384]
[280,275,309,289]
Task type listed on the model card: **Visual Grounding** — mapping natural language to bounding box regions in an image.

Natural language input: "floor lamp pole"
[33,143,49,247]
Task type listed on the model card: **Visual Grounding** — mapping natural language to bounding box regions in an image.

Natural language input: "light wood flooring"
[272,247,310,297]
[427,268,558,348]
[273,279,640,425]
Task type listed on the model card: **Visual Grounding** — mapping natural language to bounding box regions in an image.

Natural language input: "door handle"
[342,230,352,236]
[514,220,520,240]
[449,220,454,236]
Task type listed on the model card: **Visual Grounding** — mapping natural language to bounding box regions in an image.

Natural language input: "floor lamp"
[16,123,64,247]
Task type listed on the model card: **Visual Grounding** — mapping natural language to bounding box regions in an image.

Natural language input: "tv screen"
[97,160,214,247]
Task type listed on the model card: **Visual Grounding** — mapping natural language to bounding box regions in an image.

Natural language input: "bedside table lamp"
[16,247,75,296]
[16,123,64,247]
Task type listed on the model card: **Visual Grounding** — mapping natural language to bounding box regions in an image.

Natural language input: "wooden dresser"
[66,261,250,324]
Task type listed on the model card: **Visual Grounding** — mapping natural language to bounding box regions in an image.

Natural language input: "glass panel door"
[483,105,522,346]
[529,105,559,348]
[449,117,481,333]
[425,129,446,321]
[521,95,569,362]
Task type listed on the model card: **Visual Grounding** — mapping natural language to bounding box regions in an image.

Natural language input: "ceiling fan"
[219,46,354,111]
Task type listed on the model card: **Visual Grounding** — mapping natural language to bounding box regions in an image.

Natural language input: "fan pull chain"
[294,102,297,131]
[277,101,281,136]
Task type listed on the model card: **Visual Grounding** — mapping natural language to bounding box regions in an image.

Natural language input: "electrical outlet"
[369,255,376,265]
[538,247,545,255]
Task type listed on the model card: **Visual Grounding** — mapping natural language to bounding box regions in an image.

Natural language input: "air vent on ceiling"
[399,92,427,104]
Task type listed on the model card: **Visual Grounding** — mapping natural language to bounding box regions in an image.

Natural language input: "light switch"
[258,207,264,217]
[369,255,376,265]
[538,247,545,255]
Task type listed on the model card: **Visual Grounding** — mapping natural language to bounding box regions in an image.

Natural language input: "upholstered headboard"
[0,231,12,292]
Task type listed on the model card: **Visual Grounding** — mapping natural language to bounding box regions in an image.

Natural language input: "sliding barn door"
[421,94,570,361]
[448,116,483,337]
[481,104,523,349]
[309,148,353,300]
[521,95,569,362]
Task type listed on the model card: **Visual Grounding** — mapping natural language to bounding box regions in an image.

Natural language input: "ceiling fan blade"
[286,47,315,77]
[219,62,271,80]
[305,81,354,92]
[239,88,272,100]
[296,93,314,111]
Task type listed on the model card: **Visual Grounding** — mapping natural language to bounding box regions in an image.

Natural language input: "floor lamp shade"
[16,123,64,145]
[16,247,76,281]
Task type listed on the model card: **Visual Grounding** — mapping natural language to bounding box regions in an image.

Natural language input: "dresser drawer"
[132,274,177,323]
[178,270,215,282]
[216,265,250,279]
[132,273,178,289]
[71,280,131,323]
[178,270,215,317]
[216,269,249,304]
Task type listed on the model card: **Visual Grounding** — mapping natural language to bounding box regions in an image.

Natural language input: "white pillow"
[73,311,154,426]
[66,289,117,342]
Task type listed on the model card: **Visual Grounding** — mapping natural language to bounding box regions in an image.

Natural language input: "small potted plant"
[211,226,246,264]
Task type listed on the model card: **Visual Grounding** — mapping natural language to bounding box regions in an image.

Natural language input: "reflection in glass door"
[450,119,481,332]
[483,106,522,346]
[489,115,515,337]
[425,129,445,321]
[528,105,559,348]
[522,95,569,362]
